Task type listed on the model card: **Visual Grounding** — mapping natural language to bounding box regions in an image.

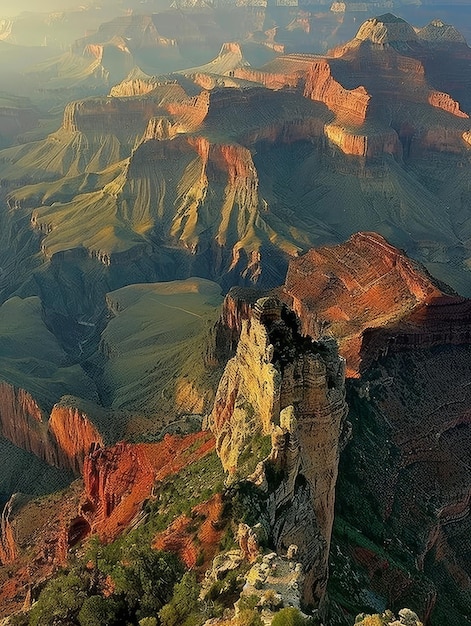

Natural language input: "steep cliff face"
[304,59,370,125]
[209,297,347,606]
[355,14,419,48]
[48,404,104,475]
[0,383,48,461]
[62,96,160,135]
[324,122,400,158]
[0,495,18,565]
[0,382,103,475]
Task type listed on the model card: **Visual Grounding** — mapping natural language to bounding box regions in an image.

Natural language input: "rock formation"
[283,232,471,376]
[209,296,347,606]
[4,14,471,291]
[78,432,215,543]
[0,383,103,475]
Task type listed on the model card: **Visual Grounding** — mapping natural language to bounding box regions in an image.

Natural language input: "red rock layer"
[283,232,471,376]
[48,405,104,475]
[304,59,370,125]
[78,432,215,544]
[0,482,83,619]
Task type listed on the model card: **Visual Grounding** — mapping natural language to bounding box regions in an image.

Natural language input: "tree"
[29,571,89,626]
[159,572,201,626]
[110,544,183,619]
[78,595,120,626]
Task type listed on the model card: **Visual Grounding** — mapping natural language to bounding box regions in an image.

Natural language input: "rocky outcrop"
[153,493,226,570]
[355,14,419,47]
[304,59,370,125]
[428,91,468,118]
[48,404,104,475]
[0,482,83,618]
[0,495,19,565]
[209,297,347,606]
[283,232,471,376]
[0,382,103,475]
[418,19,467,45]
[0,383,48,461]
[355,609,423,626]
[62,97,160,135]
[77,432,215,543]
[79,442,155,543]
[324,122,400,157]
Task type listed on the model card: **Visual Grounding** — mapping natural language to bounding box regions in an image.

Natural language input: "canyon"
[1,6,471,625]
[2,14,471,298]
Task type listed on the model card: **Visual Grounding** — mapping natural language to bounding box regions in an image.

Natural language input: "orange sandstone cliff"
[0,383,103,474]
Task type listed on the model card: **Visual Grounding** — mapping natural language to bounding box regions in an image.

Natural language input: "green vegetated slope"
[0,437,73,498]
[0,295,96,411]
[100,278,223,431]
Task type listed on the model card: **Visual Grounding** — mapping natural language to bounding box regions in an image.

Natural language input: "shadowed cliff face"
[209,297,347,607]
[277,232,471,624]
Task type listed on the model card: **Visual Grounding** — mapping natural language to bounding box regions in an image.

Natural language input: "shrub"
[237,608,263,626]
[271,607,311,626]
[78,595,120,626]
[159,571,202,626]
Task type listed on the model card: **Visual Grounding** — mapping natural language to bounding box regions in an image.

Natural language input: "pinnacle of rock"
[355,13,418,45]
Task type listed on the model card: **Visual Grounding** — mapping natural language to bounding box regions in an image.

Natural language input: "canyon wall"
[304,59,370,125]
[0,382,103,475]
[77,432,215,544]
[282,232,471,375]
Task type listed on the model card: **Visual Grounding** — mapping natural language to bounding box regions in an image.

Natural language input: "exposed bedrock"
[209,297,347,607]
[0,382,103,475]
[283,232,471,376]
[77,432,215,544]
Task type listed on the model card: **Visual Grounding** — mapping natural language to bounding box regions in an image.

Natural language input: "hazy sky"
[0,2,104,17]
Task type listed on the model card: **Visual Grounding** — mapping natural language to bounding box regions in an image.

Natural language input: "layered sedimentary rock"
[0,382,103,474]
[5,14,471,291]
[355,13,418,47]
[303,59,370,125]
[48,404,104,475]
[0,482,83,618]
[283,232,471,376]
[77,432,215,543]
[209,297,347,606]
